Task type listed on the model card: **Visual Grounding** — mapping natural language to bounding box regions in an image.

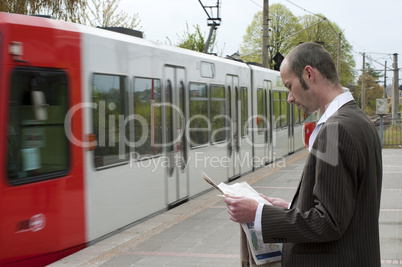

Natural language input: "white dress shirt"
[253,91,355,236]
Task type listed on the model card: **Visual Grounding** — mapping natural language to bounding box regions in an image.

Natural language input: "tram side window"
[7,68,69,184]
[273,91,281,129]
[92,74,129,168]
[189,83,208,147]
[240,87,248,137]
[296,108,306,124]
[301,110,306,123]
[133,78,162,159]
[273,91,288,129]
[280,92,288,128]
[210,85,226,143]
[257,88,266,134]
[294,106,301,125]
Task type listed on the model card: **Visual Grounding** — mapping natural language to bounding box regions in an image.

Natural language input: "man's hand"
[261,195,289,209]
[224,195,259,223]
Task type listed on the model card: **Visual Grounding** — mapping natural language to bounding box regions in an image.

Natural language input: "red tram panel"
[304,121,316,148]
[0,13,86,266]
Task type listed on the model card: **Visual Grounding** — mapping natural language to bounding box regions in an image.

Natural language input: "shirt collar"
[316,91,354,126]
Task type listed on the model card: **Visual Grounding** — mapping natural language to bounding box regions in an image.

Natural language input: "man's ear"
[304,66,314,81]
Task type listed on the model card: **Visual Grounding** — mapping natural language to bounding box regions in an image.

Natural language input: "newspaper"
[203,172,282,265]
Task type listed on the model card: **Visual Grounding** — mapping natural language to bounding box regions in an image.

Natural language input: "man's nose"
[287,91,295,104]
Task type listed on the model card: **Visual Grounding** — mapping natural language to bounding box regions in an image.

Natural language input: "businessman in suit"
[225,42,382,266]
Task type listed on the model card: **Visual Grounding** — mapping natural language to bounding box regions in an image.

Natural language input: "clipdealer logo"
[129,151,286,172]
[63,100,341,167]
[64,101,294,151]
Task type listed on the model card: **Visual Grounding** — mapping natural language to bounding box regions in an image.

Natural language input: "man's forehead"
[279,59,289,72]
[279,60,291,77]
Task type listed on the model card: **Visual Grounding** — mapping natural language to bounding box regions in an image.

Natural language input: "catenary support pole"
[362,53,366,112]
[262,0,269,68]
[392,53,399,125]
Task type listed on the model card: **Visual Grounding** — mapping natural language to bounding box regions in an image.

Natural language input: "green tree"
[298,15,356,86]
[0,0,86,23]
[267,4,302,65]
[364,62,383,79]
[173,23,217,53]
[85,0,141,29]
[240,11,264,64]
[350,64,383,115]
[239,4,356,87]
[240,4,301,68]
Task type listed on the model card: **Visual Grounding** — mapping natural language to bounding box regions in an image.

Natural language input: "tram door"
[263,80,273,164]
[164,66,188,206]
[227,75,241,179]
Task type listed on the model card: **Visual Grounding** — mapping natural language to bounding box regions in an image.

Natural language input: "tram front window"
[7,68,69,185]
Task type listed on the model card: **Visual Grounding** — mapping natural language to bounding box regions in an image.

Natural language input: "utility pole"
[361,53,366,113]
[198,0,221,54]
[383,61,387,99]
[204,24,217,54]
[262,0,269,68]
[337,32,341,79]
[392,53,399,125]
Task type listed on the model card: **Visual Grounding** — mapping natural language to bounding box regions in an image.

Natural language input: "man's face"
[280,61,318,114]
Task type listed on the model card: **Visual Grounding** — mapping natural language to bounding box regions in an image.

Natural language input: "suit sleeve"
[261,122,359,243]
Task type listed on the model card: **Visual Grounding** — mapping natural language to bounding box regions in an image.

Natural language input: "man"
[225,42,382,266]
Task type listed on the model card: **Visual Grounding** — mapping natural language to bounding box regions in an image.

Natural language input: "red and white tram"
[0,12,305,266]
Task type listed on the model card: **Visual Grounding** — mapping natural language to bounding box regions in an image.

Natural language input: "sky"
[119,0,402,85]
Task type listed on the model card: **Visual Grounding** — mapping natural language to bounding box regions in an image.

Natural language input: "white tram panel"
[234,69,253,177]
[271,77,290,159]
[80,26,168,241]
[249,65,278,167]
[184,55,253,195]
[78,24,254,241]
[159,42,252,195]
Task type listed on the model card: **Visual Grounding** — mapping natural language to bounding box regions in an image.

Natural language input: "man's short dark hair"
[285,42,340,88]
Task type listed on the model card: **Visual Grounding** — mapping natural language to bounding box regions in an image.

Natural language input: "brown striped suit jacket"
[261,101,382,266]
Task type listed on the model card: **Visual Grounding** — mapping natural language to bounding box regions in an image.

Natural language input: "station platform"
[48,148,402,267]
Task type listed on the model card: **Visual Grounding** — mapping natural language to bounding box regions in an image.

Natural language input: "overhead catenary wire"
[282,0,387,67]
[284,0,323,18]
[364,54,393,71]
[248,0,263,8]
[272,17,327,46]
